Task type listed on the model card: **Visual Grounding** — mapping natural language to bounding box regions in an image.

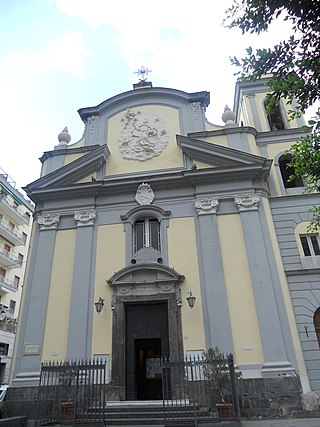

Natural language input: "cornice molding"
[78,88,210,122]
[188,126,258,140]
[39,144,101,163]
[24,144,109,196]
[25,162,271,203]
[176,134,268,168]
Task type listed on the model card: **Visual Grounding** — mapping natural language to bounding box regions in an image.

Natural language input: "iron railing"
[162,353,240,425]
[36,359,106,426]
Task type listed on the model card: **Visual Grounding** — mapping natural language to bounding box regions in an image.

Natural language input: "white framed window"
[300,234,320,257]
[134,218,161,252]
[121,205,170,264]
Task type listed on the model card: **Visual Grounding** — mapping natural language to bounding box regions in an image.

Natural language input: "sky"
[0,0,297,194]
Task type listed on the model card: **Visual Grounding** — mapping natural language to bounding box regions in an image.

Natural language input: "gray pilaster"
[234,194,294,376]
[246,94,262,131]
[194,198,233,353]
[225,128,250,153]
[12,214,60,386]
[66,210,96,359]
[258,199,298,371]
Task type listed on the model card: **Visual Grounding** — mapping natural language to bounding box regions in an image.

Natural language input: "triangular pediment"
[24,145,110,195]
[177,134,268,168]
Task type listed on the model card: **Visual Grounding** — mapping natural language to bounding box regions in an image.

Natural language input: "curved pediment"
[107,263,185,287]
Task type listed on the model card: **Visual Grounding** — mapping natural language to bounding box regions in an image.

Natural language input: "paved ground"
[242,418,320,427]
[40,419,320,427]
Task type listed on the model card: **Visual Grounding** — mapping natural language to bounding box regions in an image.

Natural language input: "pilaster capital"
[194,197,219,215]
[234,194,259,211]
[37,213,60,230]
[74,209,96,227]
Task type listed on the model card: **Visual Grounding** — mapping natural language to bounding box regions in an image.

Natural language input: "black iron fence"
[35,353,240,426]
[162,353,240,425]
[36,359,106,425]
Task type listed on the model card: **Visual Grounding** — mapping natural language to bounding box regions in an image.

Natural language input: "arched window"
[264,100,285,131]
[121,205,171,263]
[134,217,161,252]
[314,308,320,348]
[278,154,304,188]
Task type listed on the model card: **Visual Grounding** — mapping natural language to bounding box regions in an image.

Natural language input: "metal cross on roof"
[134,66,152,82]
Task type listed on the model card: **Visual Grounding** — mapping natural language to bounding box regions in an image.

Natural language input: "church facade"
[10,77,320,401]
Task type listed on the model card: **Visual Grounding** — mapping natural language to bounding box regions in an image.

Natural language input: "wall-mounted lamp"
[186,291,196,309]
[95,297,104,314]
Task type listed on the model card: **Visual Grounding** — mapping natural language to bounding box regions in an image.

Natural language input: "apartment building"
[0,168,33,383]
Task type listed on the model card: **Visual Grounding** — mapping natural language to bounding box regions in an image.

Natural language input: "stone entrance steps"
[90,400,221,426]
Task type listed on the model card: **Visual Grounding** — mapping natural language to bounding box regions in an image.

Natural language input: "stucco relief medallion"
[194,198,219,215]
[37,214,60,230]
[135,183,154,205]
[234,194,259,211]
[119,109,169,161]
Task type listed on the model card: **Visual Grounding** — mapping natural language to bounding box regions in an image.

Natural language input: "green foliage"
[225,0,320,115]
[287,113,320,231]
[202,347,230,403]
[225,0,320,228]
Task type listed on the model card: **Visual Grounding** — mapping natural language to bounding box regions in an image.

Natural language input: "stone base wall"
[4,377,320,421]
[5,387,38,420]
[238,377,309,418]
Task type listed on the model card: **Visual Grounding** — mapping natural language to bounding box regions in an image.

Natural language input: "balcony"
[0,219,25,246]
[0,195,30,225]
[0,244,22,269]
[0,276,18,293]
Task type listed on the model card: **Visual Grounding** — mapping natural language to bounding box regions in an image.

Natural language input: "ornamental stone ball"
[222,105,236,124]
[58,126,71,144]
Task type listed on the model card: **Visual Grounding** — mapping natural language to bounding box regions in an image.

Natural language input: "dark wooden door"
[125,302,169,400]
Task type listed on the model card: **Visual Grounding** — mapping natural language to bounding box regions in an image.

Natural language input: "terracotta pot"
[61,401,75,420]
[216,403,234,419]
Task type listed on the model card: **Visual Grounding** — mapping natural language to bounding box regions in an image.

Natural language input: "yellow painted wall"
[203,134,228,147]
[218,214,264,365]
[92,224,125,357]
[167,217,206,352]
[64,153,83,166]
[247,133,260,155]
[106,106,183,176]
[76,174,96,184]
[42,229,76,361]
[205,122,224,131]
[68,137,85,149]
[194,161,215,170]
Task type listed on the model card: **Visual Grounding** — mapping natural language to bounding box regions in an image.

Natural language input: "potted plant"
[59,364,78,421]
[202,347,234,419]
